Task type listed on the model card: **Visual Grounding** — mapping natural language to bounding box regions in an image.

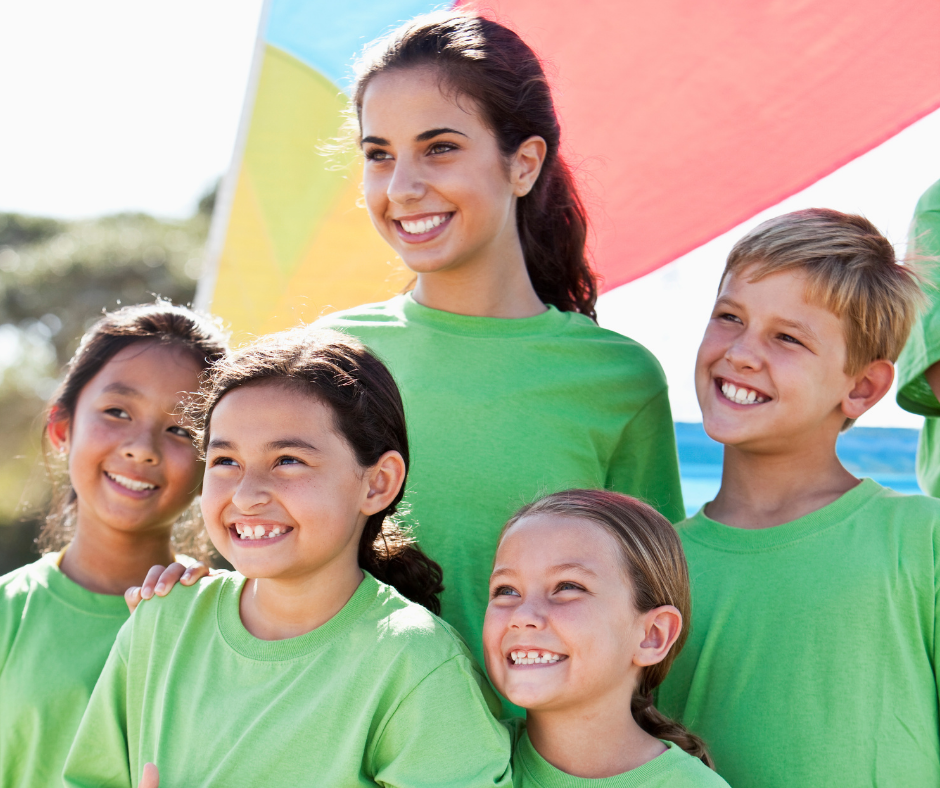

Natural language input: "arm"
[607,388,686,524]
[370,656,512,788]
[62,632,133,788]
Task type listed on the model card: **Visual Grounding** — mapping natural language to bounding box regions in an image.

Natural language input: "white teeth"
[235,524,289,541]
[509,649,563,665]
[107,472,156,491]
[400,214,448,234]
[720,381,766,406]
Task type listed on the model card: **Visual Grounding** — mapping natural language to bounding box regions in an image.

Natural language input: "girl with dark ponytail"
[313,11,685,707]
[64,328,512,788]
[484,490,728,786]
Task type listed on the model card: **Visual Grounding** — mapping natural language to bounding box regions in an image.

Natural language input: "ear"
[47,407,71,454]
[360,450,407,517]
[842,359,894,421]
[633,605,683,668]
[509,135,547,197]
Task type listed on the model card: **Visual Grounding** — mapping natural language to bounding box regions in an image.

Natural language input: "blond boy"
[658,209,939,787]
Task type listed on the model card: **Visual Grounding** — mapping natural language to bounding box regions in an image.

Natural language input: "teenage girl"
[0,302,226,788]
[484,490,729,787]
[312,11,686,689]
[64,329,512,788]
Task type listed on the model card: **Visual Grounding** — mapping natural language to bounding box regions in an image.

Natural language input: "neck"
[239,562,364,641]
[61,519,176,596]
[411,232,546,319]
[526,699,665,779]
[707,437,859,528]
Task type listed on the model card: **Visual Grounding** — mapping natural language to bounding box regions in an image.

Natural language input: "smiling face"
[359,67,525,278]
[54,342,204,541]
[201,382,381,582]
[483,514,649,715]
[695,266,861,453]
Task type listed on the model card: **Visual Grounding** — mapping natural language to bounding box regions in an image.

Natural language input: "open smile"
[228,522,294,546]
[104,471,159,497]
[716,378,771,406]
[507,648,568,667]
[393,212,453,243]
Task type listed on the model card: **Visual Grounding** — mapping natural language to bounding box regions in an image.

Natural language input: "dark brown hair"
[353,11,598,319]
[502,489,714,768]
[197,327,444,613]
[39,300,229,557]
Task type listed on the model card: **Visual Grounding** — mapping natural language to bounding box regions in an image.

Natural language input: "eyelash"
[492,585,518,598]
[364,142,458,161]
[556,581,584,593]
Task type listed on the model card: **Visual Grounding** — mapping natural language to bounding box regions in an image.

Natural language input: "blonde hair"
[501,489,714,769]
[722,208,923,376]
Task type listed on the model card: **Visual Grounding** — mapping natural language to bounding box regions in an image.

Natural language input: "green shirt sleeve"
[62,629,133,788]
[607,388,686,523]
[898,179,940,416]
[370,655,512,788]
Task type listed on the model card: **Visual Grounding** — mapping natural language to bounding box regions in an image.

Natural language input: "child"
[313,11,684,698]
[0,301,227,788]
[63,328,512,788]
[484,489,729,787]
[656,209,939,787]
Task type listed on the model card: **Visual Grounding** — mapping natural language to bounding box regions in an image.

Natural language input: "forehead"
[360,67,485,137]
[84,341,202,398]
[720,266,843,325]
[496,514,623,572]
[210,382,336,437]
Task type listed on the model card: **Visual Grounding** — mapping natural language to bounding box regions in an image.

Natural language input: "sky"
[2,0,938,427]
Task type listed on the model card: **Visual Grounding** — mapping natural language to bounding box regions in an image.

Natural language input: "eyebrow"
[265,439,319,453]
[489,562,598,581]
[361,127,468,147]
[101,382,141,397]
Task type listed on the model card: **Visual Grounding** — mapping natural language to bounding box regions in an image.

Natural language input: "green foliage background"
[0,192,214,572]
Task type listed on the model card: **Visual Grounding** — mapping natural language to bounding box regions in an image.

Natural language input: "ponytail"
[632,689,714,768]
[358,519,444,614]
[353,11,598,320]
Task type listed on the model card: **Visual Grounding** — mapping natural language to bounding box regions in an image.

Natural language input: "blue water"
[675,422,922,516]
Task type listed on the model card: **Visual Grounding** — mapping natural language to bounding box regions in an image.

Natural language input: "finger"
[180,561,210,586]
[140,565,167,600]
[125,586,142,614]
[139,762,159,788]
[155,563,187,596]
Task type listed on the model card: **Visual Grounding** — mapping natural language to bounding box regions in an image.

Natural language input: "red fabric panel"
[460,0,940,290]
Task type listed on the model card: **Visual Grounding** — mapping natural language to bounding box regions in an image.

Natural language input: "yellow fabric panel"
[210,44,407,342]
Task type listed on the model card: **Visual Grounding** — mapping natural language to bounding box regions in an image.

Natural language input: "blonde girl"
[484,490,728,787]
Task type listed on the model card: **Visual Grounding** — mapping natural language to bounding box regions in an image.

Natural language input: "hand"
[139,763,159,788]
[125,562,211,613]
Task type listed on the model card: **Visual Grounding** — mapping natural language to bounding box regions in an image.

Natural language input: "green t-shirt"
[63,571,512,788]
[657,479,940,788]
[897,177,940,495]
[317,295,684,680]
[0,551,130,788]
[511,729,728,788]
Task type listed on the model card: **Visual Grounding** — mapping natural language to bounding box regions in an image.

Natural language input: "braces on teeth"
[721,381,767,405]
[234,524,285,541]
[510,650,562,665]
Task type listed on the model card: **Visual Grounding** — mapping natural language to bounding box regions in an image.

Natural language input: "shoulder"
[915,177,940,216]
[314,297,408,332]
[662,746,731,786]
[371,581,476,662]
[128,571,228,642]
[0,554,58,608]
[857,482,940,526]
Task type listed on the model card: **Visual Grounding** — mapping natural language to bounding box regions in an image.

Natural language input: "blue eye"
[275,456,301,466]
[492,585,519,598]
[556,581,584,592]
[212,457,237,467]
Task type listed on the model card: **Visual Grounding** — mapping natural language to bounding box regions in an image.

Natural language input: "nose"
[725,330,763,372]
[230,469,271,512]
[509,596,547,631]
[386,153,427,205]
[122,426,160,465]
